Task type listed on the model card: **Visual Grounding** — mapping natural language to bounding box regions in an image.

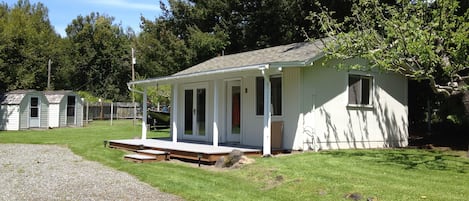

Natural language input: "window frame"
[256,75,282,116]
[347,74,373,108]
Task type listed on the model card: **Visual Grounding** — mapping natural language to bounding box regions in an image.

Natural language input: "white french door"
[183,84,208,140]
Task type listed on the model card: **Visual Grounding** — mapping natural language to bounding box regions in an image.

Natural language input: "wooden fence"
[83,102,141,121]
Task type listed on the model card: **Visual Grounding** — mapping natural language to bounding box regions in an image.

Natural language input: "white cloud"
[88,0,160,11]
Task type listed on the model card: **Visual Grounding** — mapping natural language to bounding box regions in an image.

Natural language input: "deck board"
[109,139,262,163]
[109,139,260,154]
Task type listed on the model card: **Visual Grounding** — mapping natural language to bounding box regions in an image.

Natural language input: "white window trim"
[346,73,374,109]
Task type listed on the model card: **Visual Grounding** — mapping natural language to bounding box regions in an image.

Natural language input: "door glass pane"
[184,90,193,135]
[31,97,38,106]
[196,88,206,136]
[30,97,38,117]
[231,86,241,134]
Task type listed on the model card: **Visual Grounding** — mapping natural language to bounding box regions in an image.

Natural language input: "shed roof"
[43,90,75,104]
[129,39,327,87]
[0,90,37,105]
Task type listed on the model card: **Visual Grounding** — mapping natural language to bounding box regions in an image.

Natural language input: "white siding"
[282,68,302,150]
[0,105,20,130]
[59,99,66,127]
[300,60,408,150]
[241,75,264,147]
[39,95,49,128]
[19,96,29,129]
[48,104,60,128]
[170,61,408,150]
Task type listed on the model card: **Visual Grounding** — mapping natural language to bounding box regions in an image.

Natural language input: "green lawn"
[1,120,468,201]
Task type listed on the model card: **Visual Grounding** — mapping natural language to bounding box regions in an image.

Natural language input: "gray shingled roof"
[129,39,327,86]
[175,40,325,76]
[43,90,74,104]
[0,90,36,105]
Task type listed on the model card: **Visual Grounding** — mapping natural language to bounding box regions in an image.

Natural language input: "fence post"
[110,102,113,126]
[86,101,89,126]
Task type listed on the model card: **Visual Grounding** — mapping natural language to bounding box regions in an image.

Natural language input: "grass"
[1,120,468,201]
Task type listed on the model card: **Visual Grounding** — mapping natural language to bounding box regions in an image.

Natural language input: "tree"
[312,0,469,149]
[135,16,194,77]
[65,13,133,101]
[0,0,60,92]
[135,0,356,78]
[135,0,229,78]
[312,0,469,111]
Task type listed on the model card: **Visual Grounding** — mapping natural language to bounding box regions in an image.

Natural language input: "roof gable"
[1,90,39,105]
[43,90,75,104]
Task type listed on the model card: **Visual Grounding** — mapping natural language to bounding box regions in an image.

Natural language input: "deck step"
[124,154,158,163]
[137,149,168,155]
[137,149,170,160]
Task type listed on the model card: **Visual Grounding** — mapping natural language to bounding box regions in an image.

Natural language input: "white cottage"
[43,91,84,128]
[129,39,409,155]
[0,90,49,130]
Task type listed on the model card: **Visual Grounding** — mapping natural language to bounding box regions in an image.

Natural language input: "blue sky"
[3,0,165,36]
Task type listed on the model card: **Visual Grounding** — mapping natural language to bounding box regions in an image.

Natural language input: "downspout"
[127,83,148,140]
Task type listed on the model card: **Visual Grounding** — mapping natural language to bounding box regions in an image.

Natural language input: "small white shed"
[0,90,49,130]
[43,90,84,128]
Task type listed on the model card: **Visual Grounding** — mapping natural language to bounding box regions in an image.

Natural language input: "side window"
[348,74,372,105]
[256,76,282,116]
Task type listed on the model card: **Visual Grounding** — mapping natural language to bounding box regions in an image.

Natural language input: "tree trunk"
[463,91,469,157]
[463,91,469,116]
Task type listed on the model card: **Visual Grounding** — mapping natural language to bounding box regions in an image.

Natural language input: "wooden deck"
[108,139,262,164]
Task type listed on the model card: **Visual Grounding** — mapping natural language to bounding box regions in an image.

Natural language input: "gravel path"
[0,144,183,201]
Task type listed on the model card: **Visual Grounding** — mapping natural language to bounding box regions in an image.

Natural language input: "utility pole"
[132,48,136,126]
[47,59,52,90]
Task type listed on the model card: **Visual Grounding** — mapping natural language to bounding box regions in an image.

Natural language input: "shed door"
[29,97,40,128]
[66,96,76,125]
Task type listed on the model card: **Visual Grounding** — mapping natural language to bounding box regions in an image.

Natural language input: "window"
[256,76,282,116]
[30,97,39,117]
[348,74,372,105]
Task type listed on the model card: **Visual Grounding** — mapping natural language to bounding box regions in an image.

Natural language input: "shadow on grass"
[320,149,469,173]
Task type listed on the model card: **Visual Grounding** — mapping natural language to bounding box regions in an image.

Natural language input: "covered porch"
[129,65,279,156]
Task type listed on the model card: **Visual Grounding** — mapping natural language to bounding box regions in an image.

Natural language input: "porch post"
[262,66,272,156]
[212,80,219,147]
[171,83,178,142]
[141,86,148,140]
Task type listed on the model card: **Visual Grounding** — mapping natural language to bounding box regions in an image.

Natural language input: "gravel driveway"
[0,144,183,201]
